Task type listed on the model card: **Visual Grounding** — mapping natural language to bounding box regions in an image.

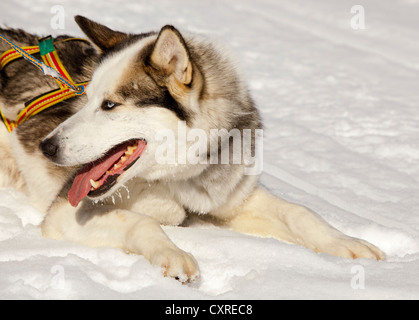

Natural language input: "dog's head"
[40,16,260,207]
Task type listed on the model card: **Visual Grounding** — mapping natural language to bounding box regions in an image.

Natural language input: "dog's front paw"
[150,247,200,283]
[317,236,385,260]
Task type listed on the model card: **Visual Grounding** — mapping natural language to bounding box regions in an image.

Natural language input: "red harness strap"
[0,36,89,132]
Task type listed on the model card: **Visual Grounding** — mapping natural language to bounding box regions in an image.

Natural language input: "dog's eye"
[101,100,119,110]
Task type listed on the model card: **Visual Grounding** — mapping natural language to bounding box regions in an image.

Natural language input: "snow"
[1,0,419,299]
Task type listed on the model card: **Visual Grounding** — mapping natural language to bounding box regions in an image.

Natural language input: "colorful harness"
[0,35,89,132]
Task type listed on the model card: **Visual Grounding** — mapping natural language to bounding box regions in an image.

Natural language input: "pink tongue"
[68,146,128,207]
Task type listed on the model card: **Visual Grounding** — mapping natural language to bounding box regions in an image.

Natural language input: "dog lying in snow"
[0,16,384,282]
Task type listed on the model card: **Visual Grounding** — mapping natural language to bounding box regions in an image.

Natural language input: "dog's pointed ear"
[75,15,128,52]
[149,25,192,86]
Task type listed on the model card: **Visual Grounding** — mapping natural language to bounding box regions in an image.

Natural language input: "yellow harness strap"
[0,37,89,132]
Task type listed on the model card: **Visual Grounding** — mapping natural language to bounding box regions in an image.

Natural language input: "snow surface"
[1,0,419,299]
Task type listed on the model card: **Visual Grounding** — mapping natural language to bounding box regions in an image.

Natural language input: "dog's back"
[0,28,39,191]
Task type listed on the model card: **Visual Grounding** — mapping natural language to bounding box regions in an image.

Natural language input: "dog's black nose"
[39,137,58,158]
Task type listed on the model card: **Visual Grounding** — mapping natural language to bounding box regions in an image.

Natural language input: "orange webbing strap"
[0,37,87,70]
[39,36,75,89]
[0,108,17,132]
[0,82,89,132]
[0,46,40,69]
[0,36,89,132]
[16,81,89,126]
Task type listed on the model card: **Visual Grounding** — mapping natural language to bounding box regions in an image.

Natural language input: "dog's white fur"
[0,19,384,282]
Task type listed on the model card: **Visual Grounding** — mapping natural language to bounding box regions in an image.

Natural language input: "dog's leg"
[222,187,384,260]
[42,199,199,282]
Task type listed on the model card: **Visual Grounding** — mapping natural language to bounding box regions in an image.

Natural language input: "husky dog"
[0,16,384,282]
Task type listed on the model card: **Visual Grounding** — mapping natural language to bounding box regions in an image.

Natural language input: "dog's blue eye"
[101,100,119,110]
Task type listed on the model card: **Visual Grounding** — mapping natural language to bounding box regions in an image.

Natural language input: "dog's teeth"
[125,145,137,155]
[114,163,121,170]
[121,156,127,163]
[90,179,100,189]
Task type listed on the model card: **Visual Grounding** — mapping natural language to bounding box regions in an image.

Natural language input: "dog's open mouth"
[68,139,147,207]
